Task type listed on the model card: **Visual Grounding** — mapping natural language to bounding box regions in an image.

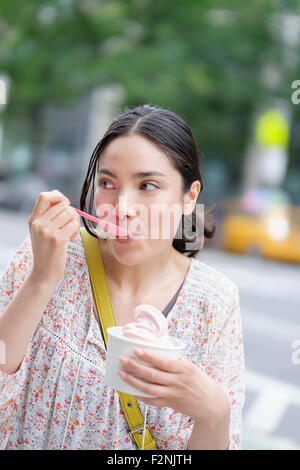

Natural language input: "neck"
[98,239,184,296]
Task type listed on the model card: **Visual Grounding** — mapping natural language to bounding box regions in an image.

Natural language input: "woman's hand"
[118,347,230,424]
[28,190,81,286]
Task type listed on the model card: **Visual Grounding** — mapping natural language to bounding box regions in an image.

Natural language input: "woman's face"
[94,134,193,265]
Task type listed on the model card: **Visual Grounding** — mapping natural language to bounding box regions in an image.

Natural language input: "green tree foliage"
[0,0,299,183]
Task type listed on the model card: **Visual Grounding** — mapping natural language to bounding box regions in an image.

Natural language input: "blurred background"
[0,0,299,450]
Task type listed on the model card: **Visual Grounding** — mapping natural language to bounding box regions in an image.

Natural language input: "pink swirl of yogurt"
[121,304,174,347]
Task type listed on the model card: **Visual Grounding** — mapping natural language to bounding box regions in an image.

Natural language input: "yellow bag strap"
[80,227,157,450]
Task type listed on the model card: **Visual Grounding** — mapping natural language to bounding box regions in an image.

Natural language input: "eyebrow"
[98,168,167,179]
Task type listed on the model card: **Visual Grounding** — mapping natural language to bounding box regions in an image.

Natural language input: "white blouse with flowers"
[0,232,245,450]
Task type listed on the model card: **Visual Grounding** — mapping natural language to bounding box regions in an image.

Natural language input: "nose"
[114,194,136,222]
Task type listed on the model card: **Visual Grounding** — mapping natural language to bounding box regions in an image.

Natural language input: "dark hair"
[80,104,215,257]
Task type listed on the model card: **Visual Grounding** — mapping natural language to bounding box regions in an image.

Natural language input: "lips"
[114,219,144,238]
[116,234,132,240]
[116,228,143,239]
[101,218,143,239]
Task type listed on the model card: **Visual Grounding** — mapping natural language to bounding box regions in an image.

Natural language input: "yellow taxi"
[219,189,300,264]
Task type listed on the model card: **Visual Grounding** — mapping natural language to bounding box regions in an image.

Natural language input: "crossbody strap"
[80,227,157,450]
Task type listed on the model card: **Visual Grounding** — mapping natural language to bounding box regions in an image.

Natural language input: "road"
[199,248,300,450]
[0,208,300,450]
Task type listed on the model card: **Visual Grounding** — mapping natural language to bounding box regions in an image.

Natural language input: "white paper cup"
[104,326,185,398]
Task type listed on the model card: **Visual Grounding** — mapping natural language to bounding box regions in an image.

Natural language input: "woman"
[0,105,245,450]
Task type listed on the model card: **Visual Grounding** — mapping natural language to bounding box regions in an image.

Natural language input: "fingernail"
[119,356,128,365]
[134,348,143,356]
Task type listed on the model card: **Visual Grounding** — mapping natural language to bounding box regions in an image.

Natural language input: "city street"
[0,209,299,450]
[199,246,300,449]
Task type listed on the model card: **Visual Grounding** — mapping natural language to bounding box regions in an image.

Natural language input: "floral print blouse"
[0,232,245,450]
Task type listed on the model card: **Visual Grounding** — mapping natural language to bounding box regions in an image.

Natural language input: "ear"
[182,181,201,216]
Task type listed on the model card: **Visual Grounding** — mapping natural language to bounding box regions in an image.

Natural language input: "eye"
[140,182,158,191]
[98,178,158,191]
[98,178,113,189]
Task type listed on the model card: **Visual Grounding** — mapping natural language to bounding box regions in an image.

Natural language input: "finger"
[57,218,80,242]
[133,348,185,374]
[30,190,69,221]
[70,228,80,241]
[70,219,81,240]
[50,206,80,231]
[119,355,174,386]
[61,213,81,239]
[118,369,166,399]
[38,200,70,224]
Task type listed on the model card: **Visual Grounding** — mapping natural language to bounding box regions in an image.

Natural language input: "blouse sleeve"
[205,282,246,450]
[0,234,33,442]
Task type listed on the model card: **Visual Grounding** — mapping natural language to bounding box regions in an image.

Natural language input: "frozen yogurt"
[121,304,175,348]
[104,303,185,397]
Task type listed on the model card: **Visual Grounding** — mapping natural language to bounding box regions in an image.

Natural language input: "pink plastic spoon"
[50,202,131,238]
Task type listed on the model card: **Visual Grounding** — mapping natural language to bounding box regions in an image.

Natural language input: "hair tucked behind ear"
[80,104,215,258]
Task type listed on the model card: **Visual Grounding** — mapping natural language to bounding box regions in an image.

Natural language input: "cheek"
[130,204,182,241]
[146,203,183,240]
[94,192,113,220]
[94,189,102,209]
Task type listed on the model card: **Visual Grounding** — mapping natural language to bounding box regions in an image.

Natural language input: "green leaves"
[0,0,297,183]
